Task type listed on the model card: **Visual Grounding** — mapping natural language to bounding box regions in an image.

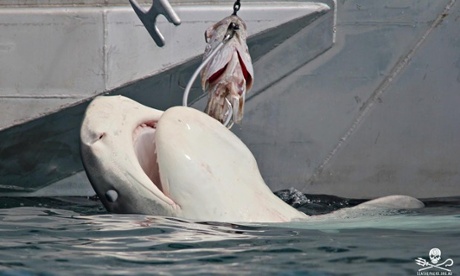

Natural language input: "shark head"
[80,95,178,216]
[80,96,306,222]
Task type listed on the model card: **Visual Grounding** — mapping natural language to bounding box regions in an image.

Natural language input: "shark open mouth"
[132,120,172,204]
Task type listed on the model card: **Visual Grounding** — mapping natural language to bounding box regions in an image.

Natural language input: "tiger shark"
[80,96,423,223]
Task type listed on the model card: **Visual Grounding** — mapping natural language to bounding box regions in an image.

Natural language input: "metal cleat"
[129,0,181,47]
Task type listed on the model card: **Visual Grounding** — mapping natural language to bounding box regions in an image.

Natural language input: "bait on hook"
[182,22,241,128]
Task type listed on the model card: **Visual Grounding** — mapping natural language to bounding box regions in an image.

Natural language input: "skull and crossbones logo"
[429,248,441,264]
[415,248,454,272]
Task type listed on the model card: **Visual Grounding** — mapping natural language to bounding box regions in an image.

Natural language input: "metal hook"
[129,0,181,47]
[182,41,225,106]
[223,98,234,128]
[224,22,240,41]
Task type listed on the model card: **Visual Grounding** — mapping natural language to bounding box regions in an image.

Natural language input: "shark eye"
[105,189,118,203]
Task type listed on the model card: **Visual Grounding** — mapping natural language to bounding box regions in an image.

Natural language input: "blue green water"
[0,197,459,275]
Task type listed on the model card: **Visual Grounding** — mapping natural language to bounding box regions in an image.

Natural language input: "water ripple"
[0,200,459,275]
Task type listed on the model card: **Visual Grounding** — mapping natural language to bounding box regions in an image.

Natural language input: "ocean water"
[0,197,459,275]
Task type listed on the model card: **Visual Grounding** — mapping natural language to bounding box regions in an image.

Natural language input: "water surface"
[0,197,459,275]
